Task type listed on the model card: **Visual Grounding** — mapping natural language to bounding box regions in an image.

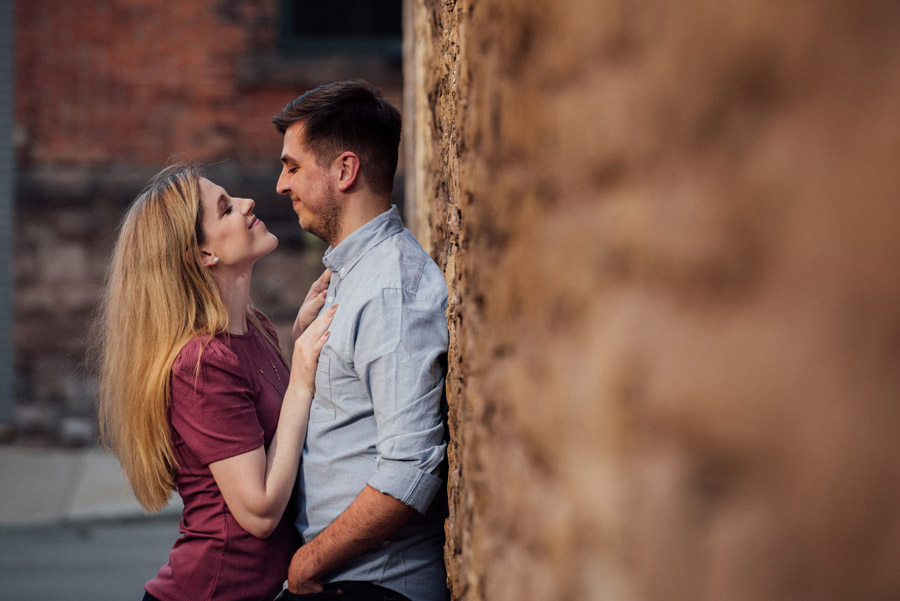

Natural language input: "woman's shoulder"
[172,334,239,375]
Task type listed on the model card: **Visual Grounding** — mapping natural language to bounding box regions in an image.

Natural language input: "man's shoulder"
[356,229,446,300]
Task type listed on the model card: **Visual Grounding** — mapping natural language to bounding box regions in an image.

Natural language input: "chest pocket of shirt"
[309,356,336,422]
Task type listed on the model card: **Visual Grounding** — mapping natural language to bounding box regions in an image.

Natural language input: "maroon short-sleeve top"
[145,317,298,601]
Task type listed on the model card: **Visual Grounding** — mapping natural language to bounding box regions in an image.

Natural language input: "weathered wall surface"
[407,0,900,599]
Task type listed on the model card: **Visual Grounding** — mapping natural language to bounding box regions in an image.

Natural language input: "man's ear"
[335,151,361,192]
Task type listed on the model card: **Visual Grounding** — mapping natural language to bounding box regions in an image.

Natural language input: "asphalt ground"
[0,515,180,601]
[0,445,183,600]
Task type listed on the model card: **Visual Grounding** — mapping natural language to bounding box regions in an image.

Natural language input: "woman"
[94,164,334,601]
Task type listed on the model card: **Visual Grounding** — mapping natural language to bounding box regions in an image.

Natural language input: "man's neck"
[331,197,391,248]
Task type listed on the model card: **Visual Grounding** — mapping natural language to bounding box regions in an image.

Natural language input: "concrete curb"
[0,446,182,527]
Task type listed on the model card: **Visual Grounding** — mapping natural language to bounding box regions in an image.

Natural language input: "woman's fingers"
[315,269,332,287]
[294,287,331,341]
[312,304,337,333]
[296,305,337,349]
[309,304,336,327]
[311,330,331,354]
[306,270,332,300]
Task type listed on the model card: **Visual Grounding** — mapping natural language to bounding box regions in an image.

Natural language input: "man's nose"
[276,171,289,195]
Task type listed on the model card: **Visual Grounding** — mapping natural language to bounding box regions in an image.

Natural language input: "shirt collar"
[322,205,404,279]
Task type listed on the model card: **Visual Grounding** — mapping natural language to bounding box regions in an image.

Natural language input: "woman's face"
[198,177,278,269]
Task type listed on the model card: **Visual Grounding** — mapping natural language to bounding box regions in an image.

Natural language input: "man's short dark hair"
[273,80,402,196]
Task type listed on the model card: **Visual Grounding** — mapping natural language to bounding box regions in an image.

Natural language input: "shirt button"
[327,295,334,303]
[339,267,346,276]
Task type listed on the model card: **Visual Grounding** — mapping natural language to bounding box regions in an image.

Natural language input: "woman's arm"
[210,304,336,538]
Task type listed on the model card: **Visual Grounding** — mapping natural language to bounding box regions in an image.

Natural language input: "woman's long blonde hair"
[94,164,229,512]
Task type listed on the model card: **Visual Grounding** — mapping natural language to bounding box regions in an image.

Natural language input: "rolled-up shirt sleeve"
[356,287,448,514]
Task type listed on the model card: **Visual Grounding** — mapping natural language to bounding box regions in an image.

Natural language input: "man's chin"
[298,218,319,238]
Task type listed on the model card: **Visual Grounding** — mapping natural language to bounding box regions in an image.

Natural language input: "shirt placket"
[326,276,338,309]
[328,264,350,306]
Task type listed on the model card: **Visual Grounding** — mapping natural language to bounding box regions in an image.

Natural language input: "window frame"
[278,0,402,58]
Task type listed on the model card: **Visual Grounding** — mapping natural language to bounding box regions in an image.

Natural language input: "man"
[272,80,449,601]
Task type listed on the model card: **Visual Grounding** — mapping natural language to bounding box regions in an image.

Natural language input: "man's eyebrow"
[281,153,295,164]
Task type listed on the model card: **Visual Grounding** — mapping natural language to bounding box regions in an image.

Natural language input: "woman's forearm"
[209,384,310,538]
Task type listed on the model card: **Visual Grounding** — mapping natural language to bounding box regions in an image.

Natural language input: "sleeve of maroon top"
[170,337,264,466]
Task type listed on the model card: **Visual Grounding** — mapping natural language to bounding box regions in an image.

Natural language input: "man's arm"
[288,485,416,594]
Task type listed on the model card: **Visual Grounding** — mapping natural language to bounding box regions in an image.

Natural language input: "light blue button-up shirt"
[296,206,449,601]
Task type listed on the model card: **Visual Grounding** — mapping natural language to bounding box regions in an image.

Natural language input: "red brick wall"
[12,0,402,443]
[15,0,287,168]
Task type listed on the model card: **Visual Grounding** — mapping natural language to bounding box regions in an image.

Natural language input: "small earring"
[213,257,220,264]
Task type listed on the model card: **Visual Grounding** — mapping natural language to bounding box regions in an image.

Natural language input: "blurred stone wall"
[406,0,900,599]
[13,0,401,444]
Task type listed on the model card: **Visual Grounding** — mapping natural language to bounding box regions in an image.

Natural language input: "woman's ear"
[336,152,361,192]
[200,249,219,267]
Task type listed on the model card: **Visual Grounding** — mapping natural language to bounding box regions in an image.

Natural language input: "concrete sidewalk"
[0,445,182,526]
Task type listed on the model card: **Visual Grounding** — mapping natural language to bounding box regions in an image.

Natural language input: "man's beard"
[303,192,344,246]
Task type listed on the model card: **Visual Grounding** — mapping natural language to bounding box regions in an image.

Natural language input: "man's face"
[276,122,343,244]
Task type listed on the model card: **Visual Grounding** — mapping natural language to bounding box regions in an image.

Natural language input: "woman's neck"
[214,269,253,335]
